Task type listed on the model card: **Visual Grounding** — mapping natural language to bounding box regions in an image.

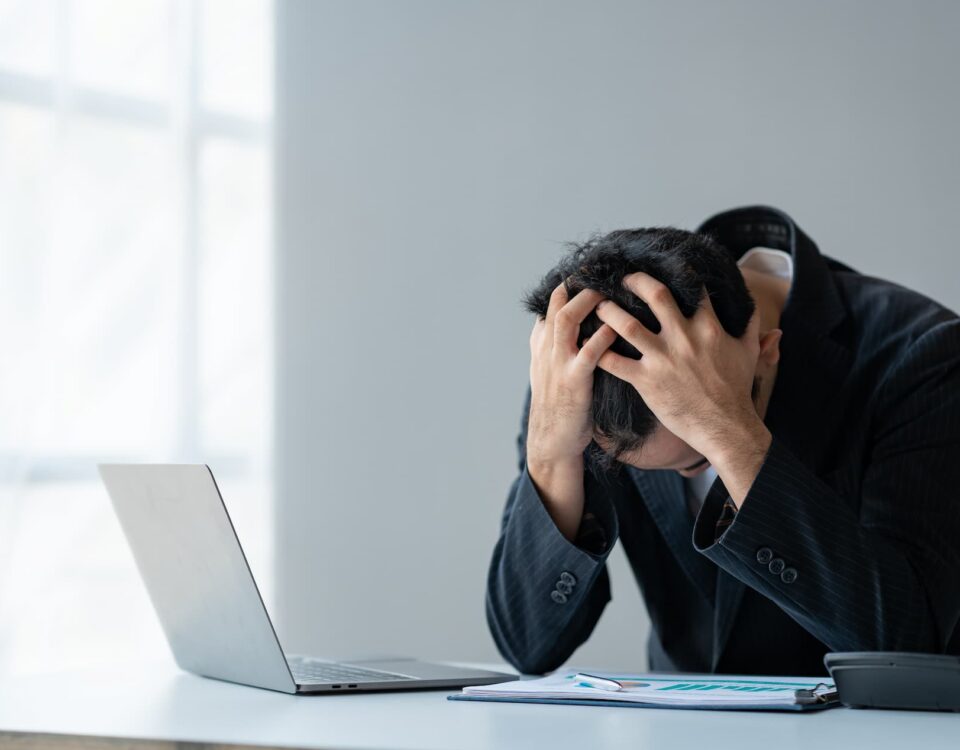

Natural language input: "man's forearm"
[707,415,772,508]
[527,456,585,542]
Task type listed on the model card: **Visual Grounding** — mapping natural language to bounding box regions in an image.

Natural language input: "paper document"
[451,671,838,711]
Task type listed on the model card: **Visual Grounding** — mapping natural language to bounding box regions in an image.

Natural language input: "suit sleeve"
[693,321,960,653]
[485,390,619,674]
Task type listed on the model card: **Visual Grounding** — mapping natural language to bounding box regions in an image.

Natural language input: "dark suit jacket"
[486,205,960,676]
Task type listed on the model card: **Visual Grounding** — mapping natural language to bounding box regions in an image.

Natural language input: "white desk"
[1,663,958,750]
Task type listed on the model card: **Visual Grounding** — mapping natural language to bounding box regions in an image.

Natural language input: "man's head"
[524,227,758,473]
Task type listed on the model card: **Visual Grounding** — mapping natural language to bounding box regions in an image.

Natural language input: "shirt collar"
[696,205,849,339]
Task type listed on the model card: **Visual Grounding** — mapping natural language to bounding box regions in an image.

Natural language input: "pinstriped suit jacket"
[486,206,960,676]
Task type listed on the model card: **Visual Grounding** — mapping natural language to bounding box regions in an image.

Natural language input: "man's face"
[594,426,711,478]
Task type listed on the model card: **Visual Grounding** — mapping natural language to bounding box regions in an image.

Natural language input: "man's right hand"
[526,281,616,541]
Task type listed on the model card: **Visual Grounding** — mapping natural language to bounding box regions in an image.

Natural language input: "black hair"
[523,227,756,465]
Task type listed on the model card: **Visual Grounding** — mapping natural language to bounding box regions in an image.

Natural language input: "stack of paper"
[451,671,838,711]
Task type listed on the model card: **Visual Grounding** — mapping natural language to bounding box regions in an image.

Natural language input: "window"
[0,0,274,674]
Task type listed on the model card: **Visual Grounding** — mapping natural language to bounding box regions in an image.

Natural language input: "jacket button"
[550,590,568,604]
[556,580,573,595]
[768,558,785,575]
[756,547,773,565]
[560,571,577,586]
[780,567,798,584]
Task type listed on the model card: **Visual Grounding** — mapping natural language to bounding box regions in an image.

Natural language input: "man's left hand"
[594,272,772,505]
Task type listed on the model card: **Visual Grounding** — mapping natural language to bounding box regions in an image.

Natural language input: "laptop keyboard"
[287,657,415,685]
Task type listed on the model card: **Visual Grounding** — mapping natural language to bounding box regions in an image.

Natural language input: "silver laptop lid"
[99,464,296,693]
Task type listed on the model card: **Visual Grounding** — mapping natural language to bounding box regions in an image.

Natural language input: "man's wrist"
[705,415,772,508]
[706,414,771,468]
[527,444,583,471]
[527,454,584,485]
[526,454,586,543]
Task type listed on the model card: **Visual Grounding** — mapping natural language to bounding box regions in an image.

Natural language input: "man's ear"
[758,328,783,367]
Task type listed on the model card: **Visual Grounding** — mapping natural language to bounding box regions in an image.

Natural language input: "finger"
[692,285,723,334]
[597,349,642,382]
[554,288,605,352]
[698,286,717,317]
[622,272,685,330]
[575,323,617,369]
[595,300,660,353]
[544,281,569,327]
[529,317,545,351]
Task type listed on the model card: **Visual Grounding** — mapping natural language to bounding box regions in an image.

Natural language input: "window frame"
[0,0,273,482]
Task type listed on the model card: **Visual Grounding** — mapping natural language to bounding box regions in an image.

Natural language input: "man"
[486,205,960,676]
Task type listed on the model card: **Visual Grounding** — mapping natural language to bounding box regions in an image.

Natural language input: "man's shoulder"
[829,263,960,382]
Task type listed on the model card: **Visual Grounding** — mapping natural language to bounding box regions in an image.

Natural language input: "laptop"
[98,463,512,694]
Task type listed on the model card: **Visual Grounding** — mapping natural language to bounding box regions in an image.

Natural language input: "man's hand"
[526,281,617,539]
[594,272,772,506]
[527,282,616,466]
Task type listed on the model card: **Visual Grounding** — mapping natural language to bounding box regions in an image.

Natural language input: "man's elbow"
[496,642,562,676]
[485,596,562,675]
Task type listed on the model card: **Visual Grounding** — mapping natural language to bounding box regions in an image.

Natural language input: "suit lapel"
[630,468,717,604]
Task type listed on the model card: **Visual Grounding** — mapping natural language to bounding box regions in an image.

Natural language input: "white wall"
[273,0,960,670]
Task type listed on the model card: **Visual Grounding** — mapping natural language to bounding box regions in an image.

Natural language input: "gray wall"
[274,0,960,670]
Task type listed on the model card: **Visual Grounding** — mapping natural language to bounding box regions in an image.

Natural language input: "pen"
[574,673,650,691]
